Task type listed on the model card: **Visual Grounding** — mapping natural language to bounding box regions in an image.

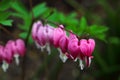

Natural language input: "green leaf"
[58,13,65,23]
[89,25,108,41]
[47,10,59,21]
[65,13,78,27]
[0,20,13,26]
[96,33,106,41]
[12,12,24,18]
[80,17,87,30]
[0,12,11,20]
[42,9,52,18]
[12,12,32,31]
[109,37,120,45]
[89,25,108,34]
[19,32,27,38]
[32,2,48,18]
[10,0,28,15]
[0,0,11,11]
[19,14,32,31]
[77,17,87,35]
[67,12,77,18]
[48,10,79,33]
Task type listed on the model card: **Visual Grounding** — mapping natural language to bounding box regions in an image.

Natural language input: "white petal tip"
[14,54,20,66]
[58,48,68,63]
[35,42,41,49]
[79,59,84,70]
[74,58,78,62]
[2,61,9,72]
[40,44,47,52]
[88,57,92,67]
[46,43,51,55]
[59,54,68,63]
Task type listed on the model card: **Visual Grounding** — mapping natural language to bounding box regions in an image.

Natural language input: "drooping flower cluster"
[0,39,26,72]
[32,21,95,70]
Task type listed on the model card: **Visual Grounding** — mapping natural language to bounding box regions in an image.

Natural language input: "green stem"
[21,0,34,80]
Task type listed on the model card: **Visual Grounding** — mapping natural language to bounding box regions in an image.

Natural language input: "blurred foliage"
[0,0,13,26]
[0,0,120,80]
[0,0,108,44]
[10,0,108,42]
[84,0,120,80]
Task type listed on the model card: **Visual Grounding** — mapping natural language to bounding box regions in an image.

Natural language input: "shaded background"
[0,0,120,80]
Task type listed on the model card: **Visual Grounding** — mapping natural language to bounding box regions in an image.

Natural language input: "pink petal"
[53,25,66,47]
[44,24,54,44]
[32,21,42,40]
[37,26,46,46]
[68,33,79,59]
[3,47,13,63]
[15,39,26,57]
[80,39,95,56]
[0,46,4,62]
[85,56,93,67]
[59,35,68,53]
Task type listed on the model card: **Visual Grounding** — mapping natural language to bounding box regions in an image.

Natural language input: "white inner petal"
[46,43,51,55]
[84,56,91,67]
[74,58,78,62]
[40,45,46,52]
[89,57,92,67]
[14,54,20,65]
[35,41,46,52]
[35,41,41,48]
[58,48,68,63]
[2,60,9,72]
[79,59,84,70]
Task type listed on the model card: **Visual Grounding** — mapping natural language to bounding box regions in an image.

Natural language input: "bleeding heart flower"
[32,21,42,40]
[44,24,54,45]
[58,33,69,62]
[37,25,46,46]
[15,39,26,56]
[42,24,54,54]
[0,44,13,72]
[6,39,26,56]
[32,21,55,54]
[31,21,96,70]
[68,33,79,60]
[3,46,13,64]
[80,39,95,67]
[32,21,47,51]
[5,39,26,65]
[53,25,66,47]
[0,45,13,63]
[32,21,46,49]
[59,35,68,53]
[0,39,26,72]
